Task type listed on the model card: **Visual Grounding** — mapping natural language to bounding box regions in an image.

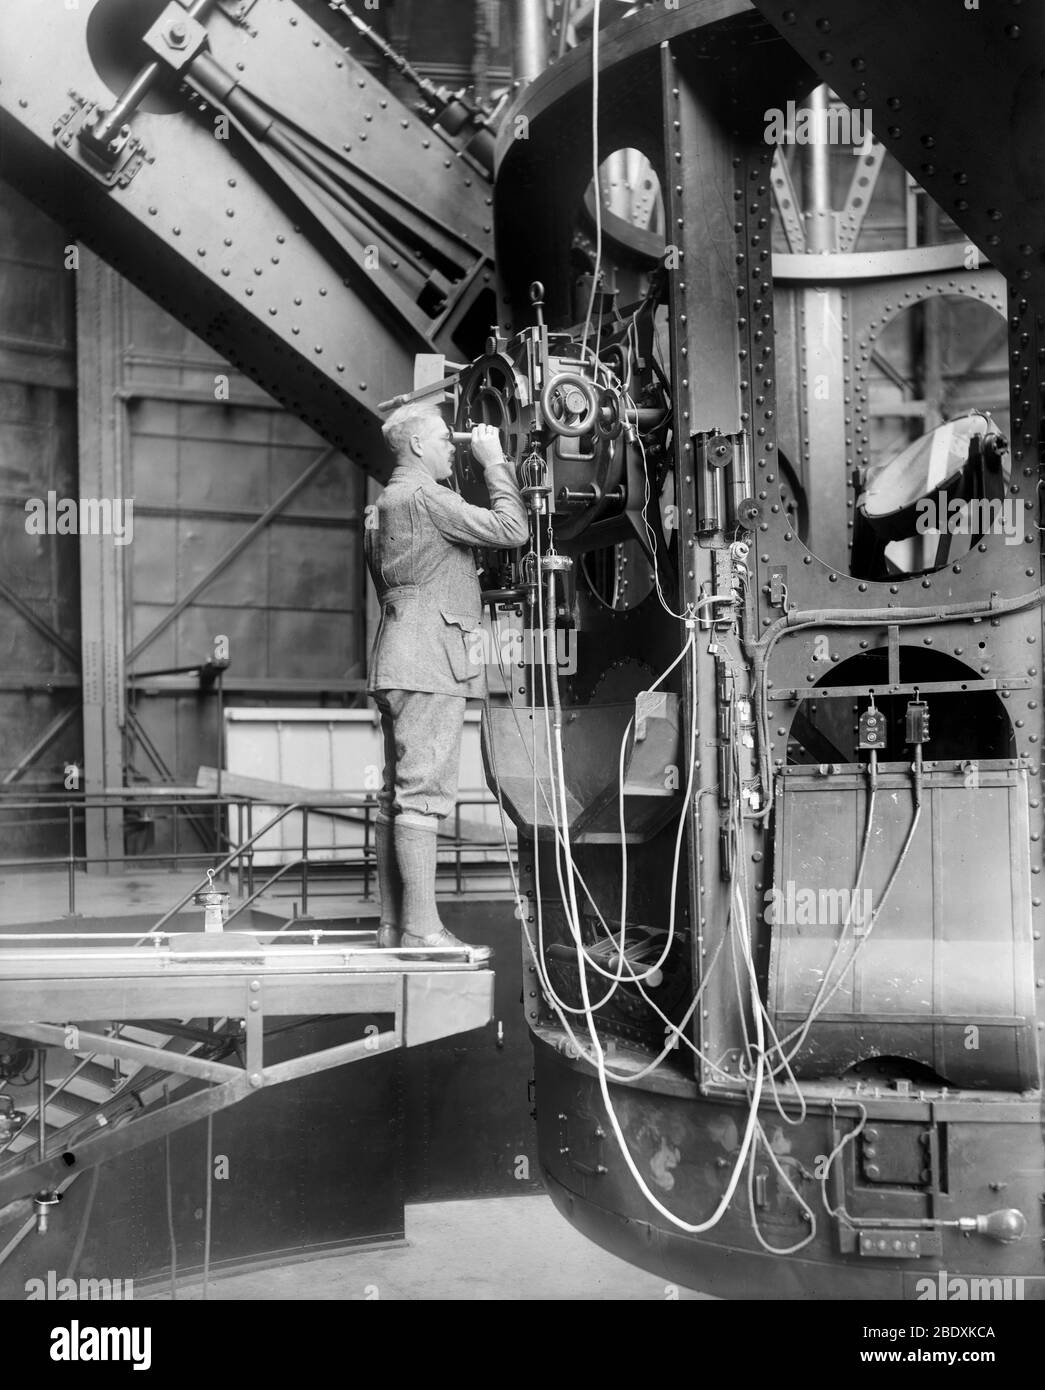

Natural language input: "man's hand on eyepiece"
[470,422,506,471]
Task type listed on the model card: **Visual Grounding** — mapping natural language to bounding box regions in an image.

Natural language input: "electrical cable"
[749,582,1045,822]
[820,1102,869,1225]
[486,617,784,1238]
[630,405,689,621]
[491,539,728,1078]
[498,685,726,1078]
[484,439,776,1233]
[561,837,765,1236]
[729,745,806,1125]
[579,0,603,358]
[202,1113,213,1301]
[765,775,878,1073]
[539,590,699,1004]
[727,802,815,1247]
[747,1121,817,1255]
[535,527,632,1014]
[771,762,922,1074]
[164,1084,178,1301]
[611,634,697,985]
[545,559,770,1228]
[531,555,730,1070]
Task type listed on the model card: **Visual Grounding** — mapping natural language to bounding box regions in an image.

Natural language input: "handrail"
[223,859,301,927]
[0,788,514,1169]
[0,1052,98,1159]
[142,800,316,940]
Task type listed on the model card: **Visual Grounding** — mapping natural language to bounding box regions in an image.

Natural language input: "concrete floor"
[143,1194,709,1301]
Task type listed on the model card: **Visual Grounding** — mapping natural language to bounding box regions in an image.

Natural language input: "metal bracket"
[887,624,901,686]
[767,565,788,609]
[142,3,211,74]
[54,94,149,189]
[557,1111,607,1177]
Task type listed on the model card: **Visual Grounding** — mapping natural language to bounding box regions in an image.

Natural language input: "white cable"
[770,784,921,1077]
[525,535,730,1067]
[494,618,770,1234]
[821,1104,869,1224]
[747,1120,817,1255]
[630,404,689,621]
[611,634,698,986]
[504,543,730,1079]
[563,843,766,1235]
[726,722,808,1125]
[547,635,769,1231]
[532,507,694,1003]
[540,622,695,998]
[579,0,603,357]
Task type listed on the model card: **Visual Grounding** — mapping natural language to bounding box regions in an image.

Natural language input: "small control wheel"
[540,372,598,438]
[594,387,624,440]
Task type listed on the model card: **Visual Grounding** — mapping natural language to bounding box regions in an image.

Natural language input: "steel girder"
[0,0,496,480]
[752,0,1045,312]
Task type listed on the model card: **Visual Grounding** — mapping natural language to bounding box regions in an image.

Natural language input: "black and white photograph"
[0,0,1040,1352]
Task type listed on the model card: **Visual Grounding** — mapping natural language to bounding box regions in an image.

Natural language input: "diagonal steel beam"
[838,137,886,254]
[13,1023,244,1085]
[127,445,338,665]
[0,1074,252,1210]
[771,148,807,254]
[2,704,79,785]
[0,1025,404,1207]
[0,576,80,667]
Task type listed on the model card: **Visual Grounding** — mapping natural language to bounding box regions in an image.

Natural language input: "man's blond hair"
[381,403,445,458]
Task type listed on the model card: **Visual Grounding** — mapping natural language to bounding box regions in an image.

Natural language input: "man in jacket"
[365,405,528,959]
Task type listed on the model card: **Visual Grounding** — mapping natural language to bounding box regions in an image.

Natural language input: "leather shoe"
[401,927,491,963]
[376,923,402,949]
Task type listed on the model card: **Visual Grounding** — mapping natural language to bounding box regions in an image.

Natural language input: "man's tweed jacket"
[365,458,528,698]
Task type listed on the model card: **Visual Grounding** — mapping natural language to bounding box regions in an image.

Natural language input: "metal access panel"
[768,764,1040,1091]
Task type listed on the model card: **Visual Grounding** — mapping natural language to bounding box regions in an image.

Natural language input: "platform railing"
[0,786,514,1180]
[0,788,513,923]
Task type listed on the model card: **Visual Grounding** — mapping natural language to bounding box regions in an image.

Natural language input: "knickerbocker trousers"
[373,688,468,820]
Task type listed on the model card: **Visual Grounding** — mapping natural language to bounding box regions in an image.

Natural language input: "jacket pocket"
[441,610,483,683]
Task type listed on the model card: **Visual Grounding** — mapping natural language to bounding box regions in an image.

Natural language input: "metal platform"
[0,930,493,1211]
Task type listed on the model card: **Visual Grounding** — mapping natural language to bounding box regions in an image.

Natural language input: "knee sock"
[375,811,402,929]
[394,814,444,938]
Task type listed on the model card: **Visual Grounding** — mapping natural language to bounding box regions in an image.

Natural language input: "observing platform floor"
[141,1194,710,1301]
[0,867,513,930]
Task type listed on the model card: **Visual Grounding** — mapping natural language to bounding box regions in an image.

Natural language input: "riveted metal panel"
[769,766,1038,1090]
[0,183,81,842]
